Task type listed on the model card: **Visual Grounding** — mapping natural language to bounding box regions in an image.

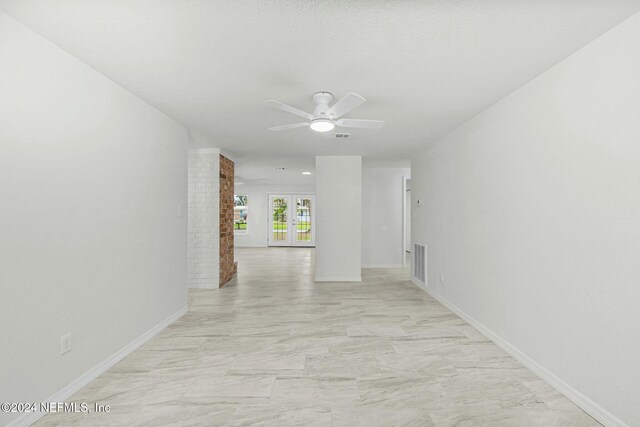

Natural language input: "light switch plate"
[61,333,72,355]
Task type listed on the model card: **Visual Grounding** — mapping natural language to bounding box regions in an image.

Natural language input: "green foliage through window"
[234,195,248,231]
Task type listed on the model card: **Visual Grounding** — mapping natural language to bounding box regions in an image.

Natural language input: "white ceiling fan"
[265,92,385,133]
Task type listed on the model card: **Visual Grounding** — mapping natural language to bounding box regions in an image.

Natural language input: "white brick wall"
[188,148,220,288]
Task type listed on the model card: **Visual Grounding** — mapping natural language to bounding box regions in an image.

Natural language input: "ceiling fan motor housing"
[312,92,333,117]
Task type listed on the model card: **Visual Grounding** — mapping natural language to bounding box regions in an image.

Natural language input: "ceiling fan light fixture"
[309,119,335,132]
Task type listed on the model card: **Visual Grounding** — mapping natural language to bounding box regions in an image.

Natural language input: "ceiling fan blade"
[264,100,314,120]
[326,93,366,119]
[336,119,385,129]
[268,122,309,131]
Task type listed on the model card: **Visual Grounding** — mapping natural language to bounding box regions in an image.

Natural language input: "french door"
[268,194,315,247]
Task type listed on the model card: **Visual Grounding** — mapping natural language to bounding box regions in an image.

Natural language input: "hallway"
[36,248,596,426]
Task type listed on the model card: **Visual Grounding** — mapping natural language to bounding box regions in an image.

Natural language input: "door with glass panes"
[268,194,315,247]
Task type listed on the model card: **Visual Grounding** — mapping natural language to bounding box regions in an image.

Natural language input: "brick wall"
[219,155,237,287]
[187,149,219,288]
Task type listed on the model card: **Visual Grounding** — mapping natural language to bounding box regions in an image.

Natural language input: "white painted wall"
[234,183,315,248]
[361,167,410,267]
[0,12,188,426]
[411,12,640,426]
[188,148,220,288]
[315,156,362,281]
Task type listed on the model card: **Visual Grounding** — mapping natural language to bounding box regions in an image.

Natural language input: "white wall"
[411,12,640,426]
[315,156,362,281]
[0,12,188,426]
[361,166,410,267]
[234,183,315,248]
[188,148,220,288]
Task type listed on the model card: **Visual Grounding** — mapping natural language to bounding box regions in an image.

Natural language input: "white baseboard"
[315,276,362,282]
[8,306,188,427]
[235,244,267,248]
[410,276,427,291]
[413,283,627,427]
[362,264,404,269]
[188,283,219,289]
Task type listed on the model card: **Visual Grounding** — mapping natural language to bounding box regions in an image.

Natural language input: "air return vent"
[413,243,426,284]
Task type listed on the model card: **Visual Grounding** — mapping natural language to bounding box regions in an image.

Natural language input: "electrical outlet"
[60,333,72,355]
[440,273,445,284]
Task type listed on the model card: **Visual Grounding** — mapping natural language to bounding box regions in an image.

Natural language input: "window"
[234,195,248,234]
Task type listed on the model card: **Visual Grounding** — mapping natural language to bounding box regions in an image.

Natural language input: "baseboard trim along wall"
[409,277,627,427]
[8,306,188,427]
[361,264,404,269]
[410,277,427,291]
[314,276,362,282]
[187,283,220,290]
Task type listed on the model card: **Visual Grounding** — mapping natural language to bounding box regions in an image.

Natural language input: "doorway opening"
[403,178,411,267]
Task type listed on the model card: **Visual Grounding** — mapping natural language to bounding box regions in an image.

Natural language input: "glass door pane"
[271,196,289,244]
[296,197,312,242]
[292,195,314,246]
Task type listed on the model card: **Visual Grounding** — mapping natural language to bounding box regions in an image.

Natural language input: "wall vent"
[413,243,426,284]
[335,133,351,139]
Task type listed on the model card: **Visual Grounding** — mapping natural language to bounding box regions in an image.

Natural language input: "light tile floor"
[36,248,598,426]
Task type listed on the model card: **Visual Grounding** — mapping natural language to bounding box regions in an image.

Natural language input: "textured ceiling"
[2,0,640,183]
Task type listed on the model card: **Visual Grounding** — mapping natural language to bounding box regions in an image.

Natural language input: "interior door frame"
[267,193,316,247]
[403,176,411,268]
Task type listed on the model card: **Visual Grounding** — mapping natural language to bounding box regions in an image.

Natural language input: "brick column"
[219,155,237,287]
